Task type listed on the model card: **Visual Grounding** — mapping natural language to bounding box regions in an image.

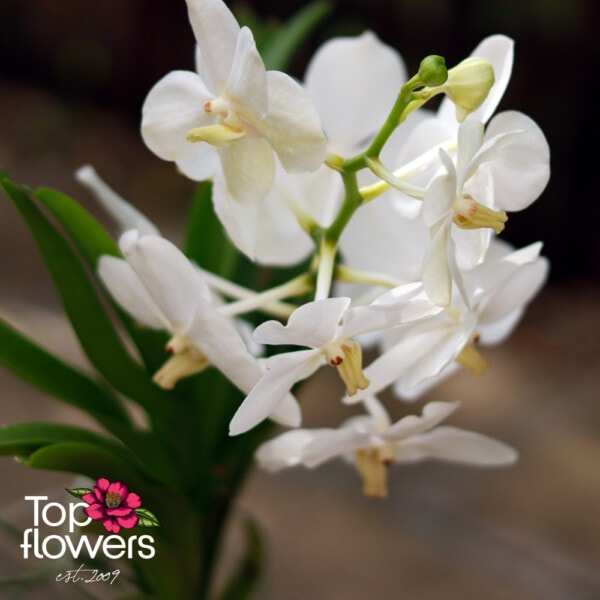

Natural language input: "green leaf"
[0,422,126,458]
[34,187,119,264]
[261,1,333,71]
[216,518,265,600]
[0,316,131,428]
[26,442,152,491]
[134,507,161,528]
[0,176,166,409]
[65,487,93,499]
[34,186,170,375]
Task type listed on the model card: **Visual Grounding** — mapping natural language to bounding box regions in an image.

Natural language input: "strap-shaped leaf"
[34,187,119,264]
[0,422,135,464]
[184,182,239,278]
[261,1,333,71]
[1,177,166,409]
[25,442,153,491]
[0,316,131,427]
[34,186,170,374]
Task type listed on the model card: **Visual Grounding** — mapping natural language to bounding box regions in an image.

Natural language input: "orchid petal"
[394,360,461,401]
[422,150,456,227]
[344,318,449,404]
[141,70,215,174]
[229,349,323,435]
[186,0,240,92]
[225,27,268,118]
[304,32,406,155]
[403,312,476,389]
[256,429,319,470]
[220,137,274,203]
[268,393,302,428]
[339,196,428,284]
[438,35,514,129]
[478,255,548,325]
[123,234,210,332]
[467,241,543,306]
[212,166,313,265]
[249,71,326,174]
[187,298,263,394]
[483,111,550,211]
[254,297,351,348]
[76,166,160,236]
[477,307,524,345]
[456,120,484,173]
[401,426,518,465]
[461,129,523,189]
[383,401,459,441]
[342,282,442,339]
[98,256,168,330]
[421,223,452,307]
[302,427,371,468]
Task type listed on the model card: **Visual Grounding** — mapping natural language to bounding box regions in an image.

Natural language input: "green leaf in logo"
[134,507,160,528]
[66,487,93,499]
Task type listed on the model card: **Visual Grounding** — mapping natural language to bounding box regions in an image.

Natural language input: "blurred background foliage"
[0,0,598,283]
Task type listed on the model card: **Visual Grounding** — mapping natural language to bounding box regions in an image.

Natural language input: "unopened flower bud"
[444,57,495,122]
[418,55,448,87]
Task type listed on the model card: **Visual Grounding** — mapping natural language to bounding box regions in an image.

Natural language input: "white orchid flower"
[212,162,318,266]
[306,31,407,158]
[256,398,517,497]
[346,239,549,404]
[141,0,326,203]
[371,35,516,217]
[211,31,407,265]
[421,112,549,306]
[98,230,300,427]
[229,285,442,436]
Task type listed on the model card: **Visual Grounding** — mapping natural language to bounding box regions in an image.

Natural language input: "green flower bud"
[444,57,495,122]
[418,55,448,87]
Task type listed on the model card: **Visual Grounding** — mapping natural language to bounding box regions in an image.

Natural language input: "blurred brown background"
[0,1,599,599]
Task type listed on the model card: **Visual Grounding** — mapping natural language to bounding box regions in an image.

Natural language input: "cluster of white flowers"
[80,0,550,498]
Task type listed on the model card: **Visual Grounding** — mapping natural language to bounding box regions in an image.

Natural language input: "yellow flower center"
[186,98,246,147]
[453,194,507,234]
[354,444,395,498]
[105,491,122,508]
[455,334,488,375]
[152,334,209,389]
[323,339,370,396]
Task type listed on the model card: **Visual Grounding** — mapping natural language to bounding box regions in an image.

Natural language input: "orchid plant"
[0,0,550,598]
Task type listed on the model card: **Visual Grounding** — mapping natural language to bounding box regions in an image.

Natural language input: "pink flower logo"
[67,478,160,533]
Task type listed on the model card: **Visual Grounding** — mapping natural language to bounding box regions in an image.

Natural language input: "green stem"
[335,264,402,288]
[313,170,363,299]
[219,274,312,318]
[314,238,337,300]
[342,76,419,173]
[326,169,363,242]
